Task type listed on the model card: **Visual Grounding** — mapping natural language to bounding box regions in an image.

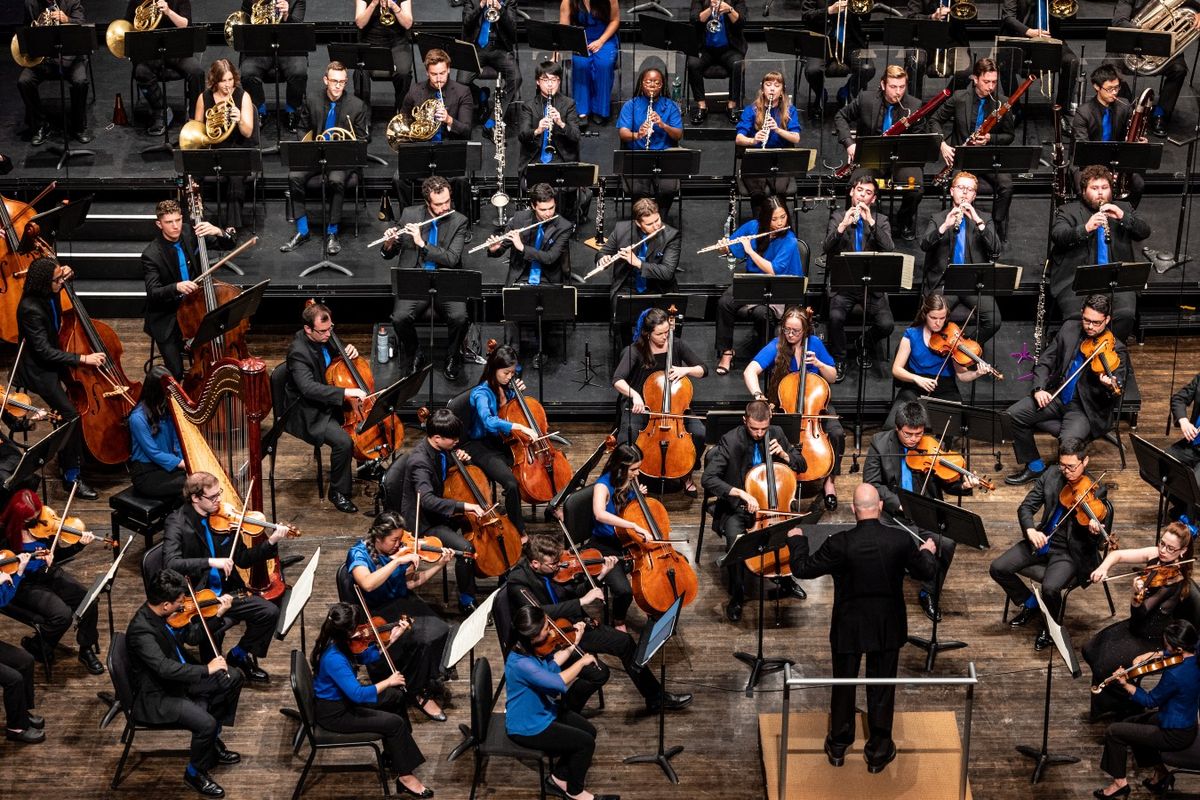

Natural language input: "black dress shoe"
[1093,785,1131,799]
[395,781,434,798]
[325,234,341,256]
[834,361,846,383]
[280,231,310,253]
[286,110,300,133]
[824,494,838,511]
[328,491,358,514]
[1005,466,1042,486]
[725,600,743,623]
[588,113,607,126]
[824,738,846,767]
[1009,606,1039,628]
[542,775,568,798]
[63,476,99,500]
[227,652,269,683]
[900,224,916,242]
[214,738,242,765]
[646,691,693,713]
[75,127,94,144]
[1143,773,1175,795]
[866,743,897,773]
[1151,117,1167,138]
[1034,629,1052,651]
[919,593,941,622]
[407,350,428,378]
[443,358,462,382]
[688,107,705,125]
[147,119,166,137]
[727,107,741,125]
[415,697,447,722]
[785,578,807,600]
[79,649,105,675]
[184,769,225,798]
[31,124,51,146]
[5,727,45,744]
[26,713,44,729]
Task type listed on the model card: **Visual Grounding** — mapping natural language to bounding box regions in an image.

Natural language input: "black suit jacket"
[835,90,927,148]
[298,88,369,141]
[933,87,1016,146]
[701,425,806,528]
[125,603,211,726]
[905,0,969,46]
[282,330,344,444]
[1048,199,1150,299]
[1017,464,1112,584]
[16,293,79,397]
[822,209,894,256]
[1170,373,1200,431]
[463,0,519,51]
[689,0,749,55]
[1072,97,1132,147]
[489,208,574,285]
[863,429,961,519]
[918,214,1002,292]
[800,0,866,54]
[401,80,474,139]
[240,0,304,18]
[516,93,581,167]
[1027,320,1129,438]
[163,503,278,592]
[505,557,589,622]
[1001,0,1065,38]
[381,203,469,269]
[141,229,233,343]
[601,220,681,301]
[789,518,936,652]
[399,439,465,535]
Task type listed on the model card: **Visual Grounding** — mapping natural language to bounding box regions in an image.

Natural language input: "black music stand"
[548,431,616,512]
[524,163,598,227]
[176,149,262,252]
[93,535,136,728]
[613,149,702,229]
[1071,261,1151,316]
[20,23,98,170]
[125,26,206,157]
[280,140,368,277]
[443,586,504,762]
[328,42,394,112]
[234,23,317,155]
[719,517,801,695]
[524,20,589,58]
[636,14,700,109]
[994,37,1063,144]
[764,28,828,118]
[624,595,686,783]
[882,17,953,95]
[276,547,319,747]
[17,194,92,253]
[391,268,483,405]
[502,285,577,402]
[393,141,482,210]
[1016,585,1082,783]
[897,490,987,671]
[732,274,809,348]
[921,397,1014,478]
[358,367,431,438]
[852,134,942,226]
[952,145,1042,191]
[1073,140,1163,177]
[942,262,1022,346]
[1131,434,1200,539]
[3,418,76,494]
[1105,29,1173,90]
[827,251,910,465]
[186,280,268,354]
[740,148,815,182]
[414,33,482,78]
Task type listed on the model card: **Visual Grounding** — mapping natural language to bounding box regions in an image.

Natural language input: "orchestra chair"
[110,485,181,550]
[686,60,745,118]
[267,362,325,507]
[288,648,393,799]
[299,170,366,237]
[466,655,551,800]
[106,631,197,789]
[561,483,613,626]
[0,600,54,680]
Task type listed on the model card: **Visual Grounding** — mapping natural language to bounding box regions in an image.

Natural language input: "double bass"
[774,310,835,482]
[498,354,572,504]
[635,306,696,484]
[0,182,59,343]
[618,482,698,614]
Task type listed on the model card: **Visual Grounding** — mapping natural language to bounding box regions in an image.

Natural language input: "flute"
[368,210,455,247]
[584,226,663,279]
[697,228,777,254]
[467,214,561,254]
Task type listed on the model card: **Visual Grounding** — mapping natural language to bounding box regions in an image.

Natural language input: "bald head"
[852,484,883,520]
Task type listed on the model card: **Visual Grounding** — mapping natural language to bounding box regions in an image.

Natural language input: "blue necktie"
[49,297,60,331]
[439,452,447,481]
[751,441,764,468]
[165,624,187,664]
[1037,504,1067,554]
[321,346,331,368]
[324,101,337,136]
[1061,349,1086,404]
[174,241,190,281]
[975,98,986,132]
[529,226,544,285]
[1096,224,1109,265]
[854,219,863,251]
[476,5,493,48]
[1102,107,1112,142]
[541,576,560,604]
[424,220,439,270]
[202,519,224,595]
[882,105,894,132]
[634,241,649,293]
[952,221,968,264]
[901,448,914,492]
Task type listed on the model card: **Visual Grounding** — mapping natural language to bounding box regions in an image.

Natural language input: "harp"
[162,356,284,600]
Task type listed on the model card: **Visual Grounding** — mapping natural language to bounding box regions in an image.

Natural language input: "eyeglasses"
[311,324,334,334]
[1059,460,1083,471]
[327,78,347,86]
[537,75,561,83]
[782,327,805,337]
[1099,84,1121,95]
[1160,541,1184,554]
[201,491,222,502]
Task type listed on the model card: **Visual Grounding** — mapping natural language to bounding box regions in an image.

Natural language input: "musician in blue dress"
[734,71,801,206]
[558,0,620,128]
[617,60,685,218]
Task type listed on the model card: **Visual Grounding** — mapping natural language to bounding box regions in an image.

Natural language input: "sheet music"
[859,251,916,290]
[996,263,1024,288]
[74,536,135,622]
[279,547,320,635]
[442,585,503,671]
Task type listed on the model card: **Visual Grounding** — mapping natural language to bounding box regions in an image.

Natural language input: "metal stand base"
[299,259,355,277]
[624,746,684,783]
[572,342,603,389]
[1015,744,1079,784]
[906,634,968,672]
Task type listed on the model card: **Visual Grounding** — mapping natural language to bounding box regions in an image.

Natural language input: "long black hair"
[753,196,791,255]
[480,344,519,400]
[1164,619,1199,654]
[311,602,357,672]
[23,256,58,298]
[510,603,548,656]
[633,307,669,370]
[140,365,173,434]
[365,510,406,563]
[600,442,642,495]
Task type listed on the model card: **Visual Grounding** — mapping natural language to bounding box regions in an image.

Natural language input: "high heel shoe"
[1093,785,1131,799]
[1143,773,1175,795]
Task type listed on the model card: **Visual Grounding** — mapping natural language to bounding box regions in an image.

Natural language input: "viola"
[904,434,996,492]
[0,389,58,422]
[618,483,698,614]
[1081,330,1123,395]
[496,347,573,504]
[635,306,697,483]
[1093,653,1187,694]
[348,614,413,654]
[928,321,1004,380]
[775,309,834,482]
[396,530,474,562]
[209,502,301,540]
[531,616,582,658]
[742,425,802,577]
[0,548,49,574]
[28,506,100,548]
[0,182,59,344]
[167,588,246,629]
[551,547,621,584]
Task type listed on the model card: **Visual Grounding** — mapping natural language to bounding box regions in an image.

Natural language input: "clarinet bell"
[112,93,129,127]
[377,193,394,222]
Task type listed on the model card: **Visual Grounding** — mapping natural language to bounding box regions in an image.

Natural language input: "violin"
[531,616,582,657]
[348,614,413,654]
[928,321,1004,380]
[0,182,59,344]
[775,308,834,482]
[0,389,58,423]
[904,434,996,492]
[742,424,803,577]
[28,506,102,548]
[208,502,301,540]
[618,482,698,614]
[0,548,49,574]
[1081,330,1123,395]
[396,529,474,562]
[167,588,245,629]
[1134,562,1185,604]
[551,547,626,584]
[493,341,573,504]
[1092,653,1187,694]
[634,306,697,483]
[1038,470,1113,556]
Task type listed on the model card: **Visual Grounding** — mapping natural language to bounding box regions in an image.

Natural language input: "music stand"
[443,586,503,762]
[942,263,1022,350]
[328,42,394,113]
[391,268,483,405]
[853,134,942,225]
[731,275,809,348]
[234,22,317,154]
[611,292,697,354]
[1105,27,1172,66]
[740,148,815,182]
[764,28,828,118]
[613,149,702,229]
[994,37,1063,144]
[1131,434,1200,539]
[921,397,1014,480]
[524,162,598,226]
[1070,261,1151,321]
[20,23,98,170]
[276,547,319,744]
[76,535,135,644]
[953,144,1042,194]
[548,432,615,512]
[1016,585,1082,783]
[414,33,481,78]
[897,490,988,671]
[828,252,910,465]
[393,141,482,186]
[176,149,262,253]
[624,595,686,782]
[3,418,76,492]
[637,14,699,106]
[524,20,590,58]
[357,366,430,437]
[883,17,953,94]
[186,280,268,353]
[502,285,577,402]
[1073,141,1163,176]
[18,194,92,253]
[719,517,801,694]
[124,26,206,157]
[280,140,368,277]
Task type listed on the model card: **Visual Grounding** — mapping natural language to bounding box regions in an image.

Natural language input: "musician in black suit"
[1168,372,1200,518]
[516,61,581,172]
[1004,294,1130,485]
[1072,65,1145,207]
[834,65,927,239]
[17,0,92,145]
[237,0,308,131]
[933,58,1017,242]
[124,0,203,137]
[486,183,573,286]
[685,0,748,124]
[918,171,1004,343]
[904,0,971,91]
[823,176,896,382]
[16,258,102,499]
[142,199,234,380]
[400,48,474,141]
[601,198,681,345]
[163,471,290,683]
[800,0,876,116]
[788,483,937,773]
[999,0,1079,111]
[701,400,807,622]
[1113,0,1194,138]
[280,62,370,258]
[397,408,484,614]
[279,302,365,513]
[125,568,244,798]
[380,175,472,382]
[463,0,521,115]
[353,0,413,114]
[990,439,1113,650]
[1049,165,1149,341]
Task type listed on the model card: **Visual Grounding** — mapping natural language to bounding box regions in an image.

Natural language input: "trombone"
[831,0,873,67]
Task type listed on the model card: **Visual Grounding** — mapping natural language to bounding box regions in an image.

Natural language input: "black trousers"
[154,329,187,380]
[391,297,470,366]
[1054,284,1137,342]
[31,378,82,473]
[303,417,353,496]
[508,709,597,795]
[805,59,876,108]
[315,688,425,776]
[623,177,679,219]
[884,377,962,431]
[288,169,350,235]
[356,42,414,114]
[586,535,634,623]
[1005,393,1096,466]
[424,522,478,599]
[719,511,757,603]
[367,595,450,699]
[240,55,308,112]
[10,567,97,652]
[829,647,900,765]
[578,623,661,702]
[999,42,1078,110]
[826,290,894,363]
[0,638,35,730]
[974,172,1014,237]
[559,649,610,713]
[472,47,522,106]
[823,402,847,476]
[133,57,204,113]
[1155,56,1189,121]
[1165,440,1200,518]
[943,291,1001,345]
[214,595,280,660]
[898,520,957,599]
[988,538,1076,621]
[177,668,244,771]
[130,459,187,500]
[685,47,743,107]
[18,59,89,131]
[1101,712,1197,779]
[461,438,525,534]
[715,287,775,354]
[850,167,922,227]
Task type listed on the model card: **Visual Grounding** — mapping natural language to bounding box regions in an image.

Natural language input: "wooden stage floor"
[1,321,1197,800]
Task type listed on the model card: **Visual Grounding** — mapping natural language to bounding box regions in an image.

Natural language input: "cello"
[0,182,59,343]
[497,348,572,504]
[774,310,835,483]
[635,306,696,484]
[742,425,804,577]
[618,482,698,614]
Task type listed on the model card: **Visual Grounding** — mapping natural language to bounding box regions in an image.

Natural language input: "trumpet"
[12,2,59,68]
[468,215,561,254]
[485,0,502,22]
[369,210,456,247]
[379,0,397,25]
[698,228,778,254]
[585,226,664,279]
[707,0,723,33]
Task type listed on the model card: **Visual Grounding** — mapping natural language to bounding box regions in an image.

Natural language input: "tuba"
[180,95,238,150]
[11,3,60,69]
[1123,0,1199,75]
[106,0,161,59]
[385,98,440,147]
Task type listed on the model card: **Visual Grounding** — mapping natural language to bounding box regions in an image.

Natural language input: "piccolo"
[697,228,777,254]
[583,226,663,280]
[467,215,561,254]
[367,210,456,247]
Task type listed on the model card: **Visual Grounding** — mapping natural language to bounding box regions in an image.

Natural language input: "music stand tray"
[175,148,263,177]
[123,25,205,62]
[232,22,316,57]
[941,263,1022,295]
[391,268,483,302]
[952,145,1043,175]
[1105,27,1173,59]
[414,33,481,75]
[922,397,1014,444]
[327,43,394,74]
[730,274,809,306]
[524,20,589,57]
[280,140,369,172]
[359,367,431,434]
[993,36,1064,73]
[187,280,268,352]
[3,418,76,491]
[1070,261,1151,297]
[524,162,599,193]
[638,13,702,58]
[739,148,816,178]
[1072,142,1163,173]
[1132,434,1200,506]
[393,141,482,180]
[854,134,943,171]
[613,149,702,180]
[19,195,93,253]
[764,27,828,59]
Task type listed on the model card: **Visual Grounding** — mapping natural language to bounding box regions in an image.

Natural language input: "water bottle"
[375,324,389,364]
[670,74,683,104]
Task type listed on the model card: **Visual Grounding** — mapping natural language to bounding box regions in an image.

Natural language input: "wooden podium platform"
[759,711,974,800]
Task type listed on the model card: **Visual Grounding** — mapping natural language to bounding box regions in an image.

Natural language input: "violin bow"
[931,305,976,389]
[555,517,599,591]
[226,479,256,561]
[353,584,402,676]
[184,578,224,665]
[520,586,588,659]
[1044,337,1113,404]
[1,340,24,412]
[46,481,77,560]
[918,419,953,496]
[1101,559,1196,582]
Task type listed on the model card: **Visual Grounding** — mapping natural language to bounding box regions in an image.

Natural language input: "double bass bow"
[635,306,696,485]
